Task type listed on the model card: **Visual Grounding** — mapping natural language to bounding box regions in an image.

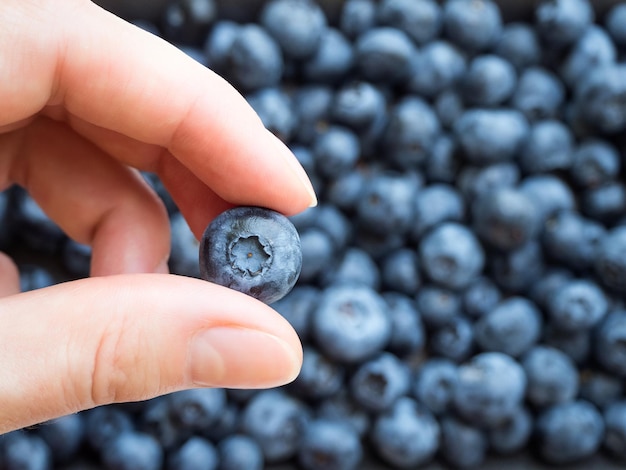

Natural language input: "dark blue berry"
[0,431,52,470]
[301,28,354,84]
[439,416,488,469]
[488,406,533,455]
[272,285,319,341]
[312,125,360,179]
[518,119,574,174]
[354,27,416,83]
[442,0,502,53]
[429,315,475,363]
[411,183,465,240]
[594,310,626,377]
[167,436,218,470]
[606,3,626,48]
[339,0,376,39]
[412,358,458,415]
[383,292,425,356]
[603,401,626,461]
[462,276,501,319]
[570,138,621,189]
[462,54,517,107]
[560,25,616,89]
[377,0,442,45]
[101,432,163,470]
[535,0,594,47]
[217,434,264,470]
[246,87,297,142]
[297,419,363,470]
[416,284,461,329]
[511,66,565,121]
[407,40,466,98]
[494,23,541,71]
[199,206,302,305]
[290,345,345,401]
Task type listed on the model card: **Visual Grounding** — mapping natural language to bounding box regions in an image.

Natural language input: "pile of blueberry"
[4,0,626,468]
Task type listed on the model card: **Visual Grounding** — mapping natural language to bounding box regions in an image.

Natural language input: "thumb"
[0,274,302,433]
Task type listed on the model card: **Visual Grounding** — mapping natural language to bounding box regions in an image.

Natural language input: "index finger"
[32,1,317,213]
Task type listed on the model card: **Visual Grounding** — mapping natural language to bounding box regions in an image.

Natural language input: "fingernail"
[189,327,302,388]
[271,133,318,207]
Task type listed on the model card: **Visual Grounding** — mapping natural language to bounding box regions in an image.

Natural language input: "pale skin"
[0,0,317,433]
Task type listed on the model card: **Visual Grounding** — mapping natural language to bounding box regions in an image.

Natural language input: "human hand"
[0,0,316,433]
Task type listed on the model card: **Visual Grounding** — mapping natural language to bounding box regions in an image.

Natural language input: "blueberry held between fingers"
[199,206,302,304]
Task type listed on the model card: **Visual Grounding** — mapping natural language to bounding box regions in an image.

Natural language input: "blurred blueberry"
[290,345,345,401]
[380,248,421,296]
[168,388,226,432]
[434,91,465,131]
[488,406,533,455]
[204,20,239,73]
[412,183,465,240]
[535,400,604,465]
[570,138,620,189]
[169,211,200,278]
[331,81,387,133]
[472,187,540,252]
[291,85,333,145]
[474,297,542,358]
[528,268,573,311]
[521,345,579,408]
[603,401,626,460]
[272,285,319,341]
[138,397,180,450]
[519,174,576,223]
[0,431,52,470]
[429,315,475,363]
[442,0,502,53]
[383,292,425,356]
[462,54,517,107]
[356,170,417,236]
[354,27,416,83]
[167,437,218,470]
[574,63,626,134]
[579,370,624,409]
[595,226,626,293]
[312,284,391,364]
[419,222,484,290]
[240,390,311,463]
[547,279,608,332]
[316,391,371,438]
[320,247,380,290]
[61,239,92,278]
[298,419,363,470]
[453,352,527,428]
[439,416,488,469]
[454,108,529,165]
[323,167,366,211]
[313,125,360,179]
[412,358,458,415]
[560,25,616,89]
[19,264,57,292]
[160,0,216,45]
[260,0,327,60]
[542,210,605,272]
[377,0,441,45]
[458,162,520,203]
[101,432,163,470]
[519,119,574,174]
[84,405,134,452]
[582,181,626,223]
[246,87,297,142]
[201,401,239,443]
[371,397,440,468]
[595,310,626,377]
[339,0,376,39]
[37,414,84,464]
[223,24,283,92]
[301,28,354,84]
[606,3,626,48]
[416,284,461,329]
[511,66,565,121]
[349,352,410,413]
[488,240,545,294]
[295,228,334,284]
[494,23,541,71]
[424,133,460,183]
[543,322,591,366]
[407,40,466,98]
[217,434,264,470]
[535,0,594,47]
[462,276,501,319]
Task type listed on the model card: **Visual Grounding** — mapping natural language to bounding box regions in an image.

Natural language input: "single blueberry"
[518,119,574,174]
[311,284,392,364]
[603,401,626,461]
[521,345,579,408]
[412,358,458,415]
[411,183,465,240]
[297,228,335,284]
[458,162,520,203]
[472,187,541,252]
[462,276,502,319]
[203,20,239,74]
[488,406,533,455]
[595,226,626,292]
[354,27,416,83]
[201,400,239,442]
[535,400,604,465]
[494,22,541,71]
[433,91,465,131]
[462,54,517,107]
[429,315,475,363]
[320,247,380,290]
[167,388,226,432]
[138,397,182,451]
[370,397,440,469]
[418,222,485,291]
[570,138,621,189]
[582,181,626,224]
[312,125,360,179]
[297,419,363,470]
[169,211,201,278]
[383,292,425,356]
[511,66,565,121]
[19,264,58,292]
[316,391,371,438]
[439,416,488,469]
[160,0,216,45]
[84,406,134,452]
[519,174,576,223]
[377,0,442,45]
[579,370,624,410]
[291,85,333,145]
[453,352,527,428]
[240,390,311,463]
[594,310,626,377]
[548,279,608,332]
[301,28,354,84]
[543,322,592,366]
[489,240,545,294]
[331,81,387,133]
[560,25,616,89]
[167,437,218,470]
[442,0,502,53]
[289,345,345,401]
[339,0,376,39]
[246,87,298,142]
[606,3,626,48]
[199,206,302,305]
[535,0,594,47]
[271,285,319,341]
[0,431,51,470]
[416,284,461,329]
[454,108,529,165]
[474,296,542,358]
[380,249,421,297]
[217,434,264,470]
[260,0,327,60]
[407,40,466,98]
[349,352,410,413]
[36,414,84,464]
[101,432,163,470]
